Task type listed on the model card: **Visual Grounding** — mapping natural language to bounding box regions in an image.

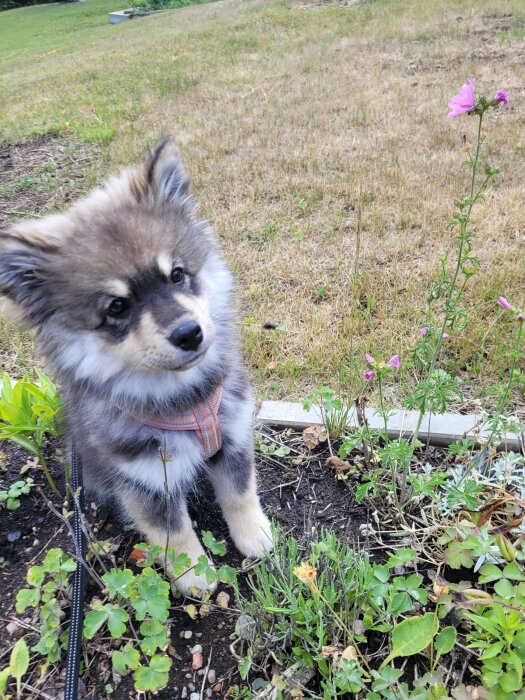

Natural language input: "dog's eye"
[107,298,129,317]
[170,268,185,284]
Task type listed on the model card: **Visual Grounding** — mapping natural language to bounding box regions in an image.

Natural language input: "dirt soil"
[0,426,370,700]
[0,134,97,228]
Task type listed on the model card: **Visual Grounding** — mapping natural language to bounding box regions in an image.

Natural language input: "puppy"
[0,139,272,594]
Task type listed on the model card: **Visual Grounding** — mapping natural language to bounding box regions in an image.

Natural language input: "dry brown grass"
[0,0,524,408]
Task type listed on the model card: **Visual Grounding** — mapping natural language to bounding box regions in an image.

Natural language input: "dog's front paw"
[170,558,218,598]
[228,506,273,559]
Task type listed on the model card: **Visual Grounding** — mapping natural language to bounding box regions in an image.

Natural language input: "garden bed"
[2,415,524,699]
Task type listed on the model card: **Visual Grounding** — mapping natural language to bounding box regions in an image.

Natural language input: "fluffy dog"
[0,139,272,594]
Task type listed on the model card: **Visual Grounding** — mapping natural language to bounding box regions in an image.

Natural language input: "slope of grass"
[0,0,524,407]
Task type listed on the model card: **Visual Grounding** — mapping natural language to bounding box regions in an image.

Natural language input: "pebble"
[190,644,202,655]
[206,689,213,698]
[6,622,23,638]
[190,693,199,700]
[215,591,230,609]
[212,682,223,693]
[207,670,216,684]
[183,630,193,639]
[188,683,196,691]
[7,531,21,543]
[181,688,187,699]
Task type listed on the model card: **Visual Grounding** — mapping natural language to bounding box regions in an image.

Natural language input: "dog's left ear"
[142,138,190,204]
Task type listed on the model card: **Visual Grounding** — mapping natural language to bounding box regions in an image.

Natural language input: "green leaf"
[103,569,135,599]
[166,551,191,578]
[386,548,418,569]
[502,562,525,581]
[0,667,11,697]
[239,654,252,681]
[10,638,29,691]
[105,605,129,638]
[382,613,438,666]
[132,568,170,622]
[16,587,40,614]
[201,531,227,556]
[445,541,475,569]
[84,610,108,640]
[435,626,457,658]
[480,641,505,660]
[494,578,515,600]
[112,643,140,676]
[133,654,171,692]
[217,565,237,585]
[478,564,503,583]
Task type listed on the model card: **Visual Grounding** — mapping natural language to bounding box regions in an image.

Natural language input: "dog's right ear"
[0,224,61,326]
[129,138,191,206]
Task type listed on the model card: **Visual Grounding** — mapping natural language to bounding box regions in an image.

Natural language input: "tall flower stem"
[411,113,484,450]
[484,318,523,450]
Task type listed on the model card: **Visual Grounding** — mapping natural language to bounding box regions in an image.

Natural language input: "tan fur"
[209,471,272,559]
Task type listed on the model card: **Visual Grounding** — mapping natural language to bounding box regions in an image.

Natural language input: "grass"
[0,0,524,407]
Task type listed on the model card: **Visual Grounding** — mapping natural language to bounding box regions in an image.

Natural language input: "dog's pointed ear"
[142,138,191,204]
[0,225,61,326]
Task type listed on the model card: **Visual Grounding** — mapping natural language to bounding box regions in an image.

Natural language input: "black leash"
[64,444,86,700]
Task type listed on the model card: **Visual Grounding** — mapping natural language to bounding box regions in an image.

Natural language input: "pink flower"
[442,333,450,341]
[388,355,400,368]
[421,327,428,336]
[364,370,375,381]
[364,354,375,364]
[518,314,524,321]
[497,296,512,310]
[495,91,508,105]
[447,79,476,118]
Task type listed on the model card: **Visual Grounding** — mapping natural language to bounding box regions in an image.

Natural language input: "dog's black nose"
[169,321,203,352]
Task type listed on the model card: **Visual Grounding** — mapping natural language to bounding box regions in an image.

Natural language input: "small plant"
[0,477,34,510]
[254,432,291,457]
[16,548,76,664]
[0,372,61,497]
[303,385,353,440]
[0,639,30,700]
[234,528,458,698]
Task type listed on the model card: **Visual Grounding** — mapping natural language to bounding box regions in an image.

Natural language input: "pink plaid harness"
[137,385,223,459]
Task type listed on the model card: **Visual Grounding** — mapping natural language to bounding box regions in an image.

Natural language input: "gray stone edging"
[257,400,523,451]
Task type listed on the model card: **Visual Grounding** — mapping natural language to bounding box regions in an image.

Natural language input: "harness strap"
[139,385,223,459]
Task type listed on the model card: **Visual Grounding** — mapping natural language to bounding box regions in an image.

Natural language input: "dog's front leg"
[119,490,216,596]
[208,444,272,559]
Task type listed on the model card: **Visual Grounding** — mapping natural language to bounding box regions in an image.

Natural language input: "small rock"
[212,682,223,694]
[32,539,39,547]
[185,674,192,679]
[181,688,187,699]
[7,531,21,543]
[215,591,230,609]
[188,682,196,691]
[190,694,199,700]
[191,644,203,670]
[183,630,193,639]
[195,632,202,637]
[206,689,213,698]
[6,621,23,639]
[207,669,216,685]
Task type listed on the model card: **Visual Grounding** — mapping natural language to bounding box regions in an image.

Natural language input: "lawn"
[1,0,525,407]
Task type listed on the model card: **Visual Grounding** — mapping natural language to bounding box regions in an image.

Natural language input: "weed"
[303,386,353,441]
[0,372,61,497]
[0,639,30,700]
[0,476,34,510]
